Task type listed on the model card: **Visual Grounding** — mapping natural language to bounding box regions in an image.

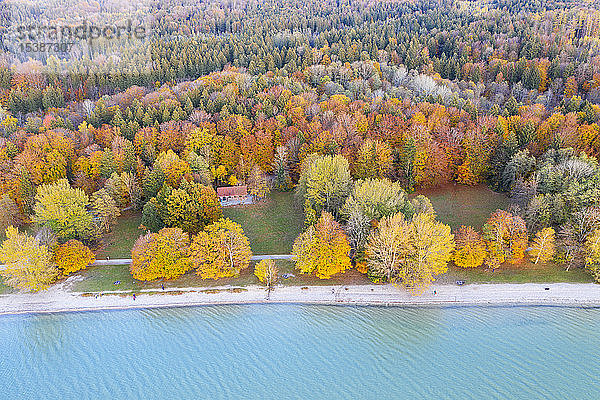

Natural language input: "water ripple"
[1,305,600,399]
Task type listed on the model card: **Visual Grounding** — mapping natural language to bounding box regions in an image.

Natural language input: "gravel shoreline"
[2,282,600,315]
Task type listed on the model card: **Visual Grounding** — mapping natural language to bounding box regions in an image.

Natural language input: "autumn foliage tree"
[156,149,190,187]
[529,227,556,265]
[0,226,59,291]
[104,171,141,209]
[366,213,454,292]
[163,180,222,234]
[32,179,96,242]
[190,218,252,279]
[254,259,278,287]
[354,139,393,179]
[130,228,192,281]
[142,181,222,234]
[342,178,412,251]
[15,130,74,186]
[585,229,600,283]
[0,194,21,233]
[482,210,528,268]
[53,239,95,275]
[292,212,351,279]
[247,164,271,200]
[296,154,352,223]
[189,231,225,280]
[453,226,487,268]
[91,189,121,233]
[272,145,291,190]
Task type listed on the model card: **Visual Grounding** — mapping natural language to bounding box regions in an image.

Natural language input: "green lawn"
[0,281,11,295]
[439,260,593,284]
[70,259,371,293]
[223,191,305,254]
[71,264,143,292]
[72,261,274,292]
[75,257,589,293]
[415,184,510,230]
[95,210,145,259]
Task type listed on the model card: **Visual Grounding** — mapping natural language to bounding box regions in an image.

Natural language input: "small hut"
[217,185,251,205]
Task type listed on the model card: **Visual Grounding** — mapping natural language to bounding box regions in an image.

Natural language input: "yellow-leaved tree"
[529,227,556,265]
[366,213,455,293]
[32,179,95,242]
[190,231,223,279]
[296,154,353,223]
[156,150,190,187]
[247,165,271,200]
[585,229,600,282]
[364,213,411,283]
[453,226,487,268]
[130,228,192,281]
[0,226,59,291]
[53,239,95,275]
[292,212,351,279]
[354,139,394,179]
[191,219,252,279]
[254,259,278,287]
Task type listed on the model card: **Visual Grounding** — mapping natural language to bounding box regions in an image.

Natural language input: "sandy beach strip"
[1,283,600,315]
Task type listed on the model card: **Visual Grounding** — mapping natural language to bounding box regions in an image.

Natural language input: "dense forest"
[3,0,600,111]
[0,0,600,292]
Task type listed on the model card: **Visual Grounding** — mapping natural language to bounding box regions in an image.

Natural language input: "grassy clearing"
[69,259,371,293]
[73,191,306,293]
[93,191,304,260]
[94,210,144,259]
[415,184,510,230]
[0,281,11,295]
[72,261,267,293]
[71,264,142,292]
[439,260,593,284]
[223,191,305,254]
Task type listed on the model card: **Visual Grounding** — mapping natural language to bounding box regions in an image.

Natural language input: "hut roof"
[217,185,248,197]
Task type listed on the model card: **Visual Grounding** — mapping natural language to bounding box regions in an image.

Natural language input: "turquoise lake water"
[1,305,599,399]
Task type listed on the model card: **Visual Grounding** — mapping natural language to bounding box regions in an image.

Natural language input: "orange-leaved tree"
[453,226,487,268]
[292,211,351,279]
[53,239,95,275]
[130,228,192,281]
[482,210,527,268]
